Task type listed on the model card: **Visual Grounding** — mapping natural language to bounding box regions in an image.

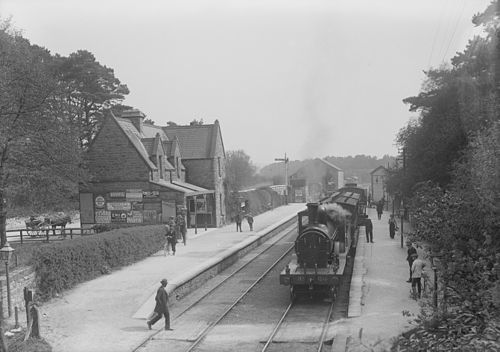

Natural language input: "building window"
[159,156,164,179]
[218,157,221,177]
[176,157,180,178]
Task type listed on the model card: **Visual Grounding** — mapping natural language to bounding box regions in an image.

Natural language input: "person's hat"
[160,279,168,285]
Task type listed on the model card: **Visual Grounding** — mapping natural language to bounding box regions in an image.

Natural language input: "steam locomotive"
[279,184,367,300]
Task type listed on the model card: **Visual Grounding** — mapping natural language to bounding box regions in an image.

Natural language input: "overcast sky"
[1,0,491,166]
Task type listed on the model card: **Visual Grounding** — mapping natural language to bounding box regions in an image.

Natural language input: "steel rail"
[132,223,296,352]
[185,243,295,352]
[317,300,335,352]
[261,298,334,352]
[260,302,293,352]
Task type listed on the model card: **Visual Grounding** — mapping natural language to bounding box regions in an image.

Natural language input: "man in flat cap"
[147,279,173,330]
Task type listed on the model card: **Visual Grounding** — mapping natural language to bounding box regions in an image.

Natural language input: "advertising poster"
[126,189,143,201]
[107,202,131,211]
[95,210,111,223]
[127,211,143,223]
[111,211,127,223]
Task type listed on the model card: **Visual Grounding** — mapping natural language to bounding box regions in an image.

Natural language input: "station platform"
[39,203,306,352]
[329,207,421,352]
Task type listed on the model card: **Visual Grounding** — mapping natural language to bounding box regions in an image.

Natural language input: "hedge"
[32,225,165,300]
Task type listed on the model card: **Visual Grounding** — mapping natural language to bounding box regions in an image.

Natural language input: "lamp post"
[431,252,441,309]
[275,153,289,204]
[0,242,14,317]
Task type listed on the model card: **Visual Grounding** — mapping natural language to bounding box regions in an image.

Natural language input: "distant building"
[79,109,226,229]
[289,158,344,202]
[370,165,388,204]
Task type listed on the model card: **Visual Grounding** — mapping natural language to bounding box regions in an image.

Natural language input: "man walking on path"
[235,212,243,232]
[388,214,398,238]
[246,213,254,231]
[147,279,173,331]
[411,253,426,299]
[176,213,187,245]
[406,241,417,282]
[376,201,383,220]
[365,218,374,243]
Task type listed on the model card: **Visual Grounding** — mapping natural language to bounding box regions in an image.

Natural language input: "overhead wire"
[427,0,451,68]
[441,0,468,63]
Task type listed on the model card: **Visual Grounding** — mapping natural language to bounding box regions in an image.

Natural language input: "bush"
[32,225,165,299]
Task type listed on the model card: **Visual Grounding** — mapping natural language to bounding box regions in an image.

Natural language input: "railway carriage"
[280,184,367,300]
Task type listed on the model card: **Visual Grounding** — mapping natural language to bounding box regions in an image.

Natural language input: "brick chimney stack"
[121,109,145,134]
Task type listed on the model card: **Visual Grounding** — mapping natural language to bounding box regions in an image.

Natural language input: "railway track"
[133,223,297,352]
[134,226,356,352]
[261,299,334,352]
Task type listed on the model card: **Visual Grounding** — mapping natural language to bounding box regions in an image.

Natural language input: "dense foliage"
[389,2,500,350]
[0,19,129,220]
[32,226,165,300]
[225,150,257,192]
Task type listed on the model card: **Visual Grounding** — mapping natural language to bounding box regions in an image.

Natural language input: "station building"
[79,109,226,229]
[289,158,344,202]
[370,165,388,204]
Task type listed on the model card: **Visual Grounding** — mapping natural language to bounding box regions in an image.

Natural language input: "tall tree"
[0,22,85,244]
[56,50,129,149]
[225,150,257,192]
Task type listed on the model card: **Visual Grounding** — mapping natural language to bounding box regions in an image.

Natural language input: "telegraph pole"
[400,147,406,249]
[275,153,289,204]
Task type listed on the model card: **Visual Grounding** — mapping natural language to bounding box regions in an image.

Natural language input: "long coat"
[153,286,169,314]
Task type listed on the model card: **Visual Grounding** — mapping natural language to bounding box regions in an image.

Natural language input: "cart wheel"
[27,228,39,238]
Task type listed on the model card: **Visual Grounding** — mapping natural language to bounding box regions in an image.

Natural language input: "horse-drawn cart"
[25,217,51,237]
[25,214,72,238]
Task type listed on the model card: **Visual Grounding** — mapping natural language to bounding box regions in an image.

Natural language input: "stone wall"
[0,266,36,327]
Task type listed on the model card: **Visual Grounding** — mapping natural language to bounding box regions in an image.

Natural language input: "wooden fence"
[6,228,96,244]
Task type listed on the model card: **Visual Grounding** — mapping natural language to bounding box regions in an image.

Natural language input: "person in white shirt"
[411,253,426,299]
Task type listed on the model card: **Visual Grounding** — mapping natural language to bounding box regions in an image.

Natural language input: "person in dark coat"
[147,279,173,330]
[376,201,383,220]
[166,227,177,255]
[406,241,417,282]
[176,213,187,245]
[246,213,254,231]
[365,218,373,243]
[388,214,398,239]
[235,213,243,232]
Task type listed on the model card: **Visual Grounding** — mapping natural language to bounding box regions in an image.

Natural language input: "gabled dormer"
[142,133,175,182]
[163,137,185,182]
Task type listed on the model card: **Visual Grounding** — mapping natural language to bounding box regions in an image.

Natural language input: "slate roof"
[317,158,342,171]
[151,179,211,195]
[143,123,168,140]
[370,165,387,175]
[115,117,173,170]
[172,180,213,193]
[114,117,157,170]
[162,121,224,159]
[141,138,155,155]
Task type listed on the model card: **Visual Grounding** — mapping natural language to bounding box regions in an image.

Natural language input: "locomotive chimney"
[307,203,319,224]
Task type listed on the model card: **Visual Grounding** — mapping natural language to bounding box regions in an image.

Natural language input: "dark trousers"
[169,240,176,254]
[149,310,170,329]
[236,222,242,232]
[377,212,382,220]
[408,260,414,280]
[181,230,186,245]
[411,278,422,298]
[248,222,253,231]
[365,229,373,242]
